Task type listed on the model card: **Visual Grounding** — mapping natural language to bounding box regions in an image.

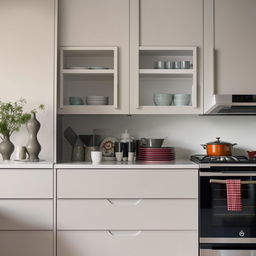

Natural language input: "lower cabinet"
[57,230,197,256]
[0,168,54,256]
[57,168,199,256]
[0,231,53,256]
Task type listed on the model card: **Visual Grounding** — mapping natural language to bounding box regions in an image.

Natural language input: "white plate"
[66,66,87,69]
[88,66,109,70]
[100,136,119,157]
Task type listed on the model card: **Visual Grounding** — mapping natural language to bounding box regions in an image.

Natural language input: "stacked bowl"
[173,94,190,106]
[86,96,109,105]
[153,93,173,106]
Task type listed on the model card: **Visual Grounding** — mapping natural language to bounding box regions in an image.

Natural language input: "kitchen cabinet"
[58,0,130,114]
[0,168,54,256]
[204,0,256,112]
[130,0,203,114]
[56,167,198,256]
[0,0,55,161]
[58,0,203,115]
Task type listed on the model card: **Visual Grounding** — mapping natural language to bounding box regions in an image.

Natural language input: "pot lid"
[205,137,233,145]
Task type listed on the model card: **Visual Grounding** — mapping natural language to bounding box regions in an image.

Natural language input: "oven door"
[200,172,256,238]
[201,244,256,256]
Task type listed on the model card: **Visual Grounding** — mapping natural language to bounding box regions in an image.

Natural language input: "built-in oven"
[200,166,256,242]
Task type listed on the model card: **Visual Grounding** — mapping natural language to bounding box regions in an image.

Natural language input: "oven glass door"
[200,174,256,237]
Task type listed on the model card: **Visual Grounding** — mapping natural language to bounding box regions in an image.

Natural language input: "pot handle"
[232,143,237,146]
[201,144,206,149]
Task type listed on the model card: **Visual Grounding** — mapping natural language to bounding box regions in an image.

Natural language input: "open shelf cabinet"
[130,46,198,114]
[58,46,118,114]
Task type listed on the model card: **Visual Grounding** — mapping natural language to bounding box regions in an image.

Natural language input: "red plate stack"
[138,147,175,162]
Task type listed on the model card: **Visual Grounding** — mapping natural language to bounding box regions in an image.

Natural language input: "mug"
[16,146,27,160]
[91,151,102,163]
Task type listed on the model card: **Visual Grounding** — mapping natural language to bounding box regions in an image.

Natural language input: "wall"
[61,115,256,161]
[0,0,55,161]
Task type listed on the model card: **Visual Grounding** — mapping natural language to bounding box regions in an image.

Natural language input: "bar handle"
[210,179,256,185]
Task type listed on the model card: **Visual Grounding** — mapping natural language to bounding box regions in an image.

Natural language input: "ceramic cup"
[16,146,27,160]
[115,152,123,162]
[154,60,164,69]
[165,61,173,69]
[174,61,181,69]
[91,151,102,163]
[181,61,191,69]
[128,152,134,162]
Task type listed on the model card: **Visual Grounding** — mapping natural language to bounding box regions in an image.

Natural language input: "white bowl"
[153,93,173,105]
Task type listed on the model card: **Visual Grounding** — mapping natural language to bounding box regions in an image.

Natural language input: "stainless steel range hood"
[204,95,256,115]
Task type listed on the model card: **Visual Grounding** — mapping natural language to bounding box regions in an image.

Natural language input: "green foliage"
[0,99,44,140]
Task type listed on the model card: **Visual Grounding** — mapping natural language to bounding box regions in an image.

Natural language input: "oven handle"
[200,172,256,177]
[210,179,256,185]
[201,244,256,250]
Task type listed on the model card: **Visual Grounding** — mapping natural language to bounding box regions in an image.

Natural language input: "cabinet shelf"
[139,69,194,78]
[62,69,115,75]
[58,105,117,115]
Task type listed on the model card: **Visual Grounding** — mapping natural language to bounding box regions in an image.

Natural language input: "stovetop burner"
[191,154,256,164]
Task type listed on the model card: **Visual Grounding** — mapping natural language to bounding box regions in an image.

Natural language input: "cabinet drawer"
[57,199,197,230]
[0,200,53,230]
[0,231,53,256]
[57,169,198,198]
[57,230,197,256]
[0,169,53,198]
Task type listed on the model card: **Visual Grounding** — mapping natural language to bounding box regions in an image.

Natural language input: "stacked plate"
[86,96,109,105]
[138,147,175,162]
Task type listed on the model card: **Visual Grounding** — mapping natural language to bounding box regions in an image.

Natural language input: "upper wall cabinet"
[204,0,256,112]
[58,0,129,114]
[130,0,203,114]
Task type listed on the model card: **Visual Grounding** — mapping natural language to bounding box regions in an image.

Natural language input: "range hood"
[204,95,256,115]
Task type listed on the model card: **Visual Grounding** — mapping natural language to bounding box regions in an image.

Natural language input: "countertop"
[55,160,198,169]
[0,160,53,169]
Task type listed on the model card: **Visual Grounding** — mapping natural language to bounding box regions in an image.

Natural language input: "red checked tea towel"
[226,179,242,211]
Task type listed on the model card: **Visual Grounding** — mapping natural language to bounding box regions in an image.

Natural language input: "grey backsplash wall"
[62,115,256,161]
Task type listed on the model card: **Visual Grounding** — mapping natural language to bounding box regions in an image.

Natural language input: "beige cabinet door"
[57,230,198,256]
[0,231,53,256]
[57,169,198,198]
[0,169,53,198]
[0,0,55,161]
[130,0,203,114]
[0,200,53,230]
[58,0,130,114]
[57,199,198,230]
[205,0,256,95]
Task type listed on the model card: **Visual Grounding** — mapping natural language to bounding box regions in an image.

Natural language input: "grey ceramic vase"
[0,136,14,160]
[26,113,41,161]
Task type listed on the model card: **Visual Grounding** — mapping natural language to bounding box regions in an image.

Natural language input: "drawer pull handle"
[108,230,142,237]
[107,199,142,205]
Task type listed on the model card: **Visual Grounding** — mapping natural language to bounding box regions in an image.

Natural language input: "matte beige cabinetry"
[57,169,198,198]
[58,0,130,114]
[57,230,198,256]
[0,231,53,256]
[0,169,54,256]
[130,0,203,114]
[0,0,55,160]
[58,199,197,230]
[204,0,256,112]
[0,169,53,198]
[57,168,198,256]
